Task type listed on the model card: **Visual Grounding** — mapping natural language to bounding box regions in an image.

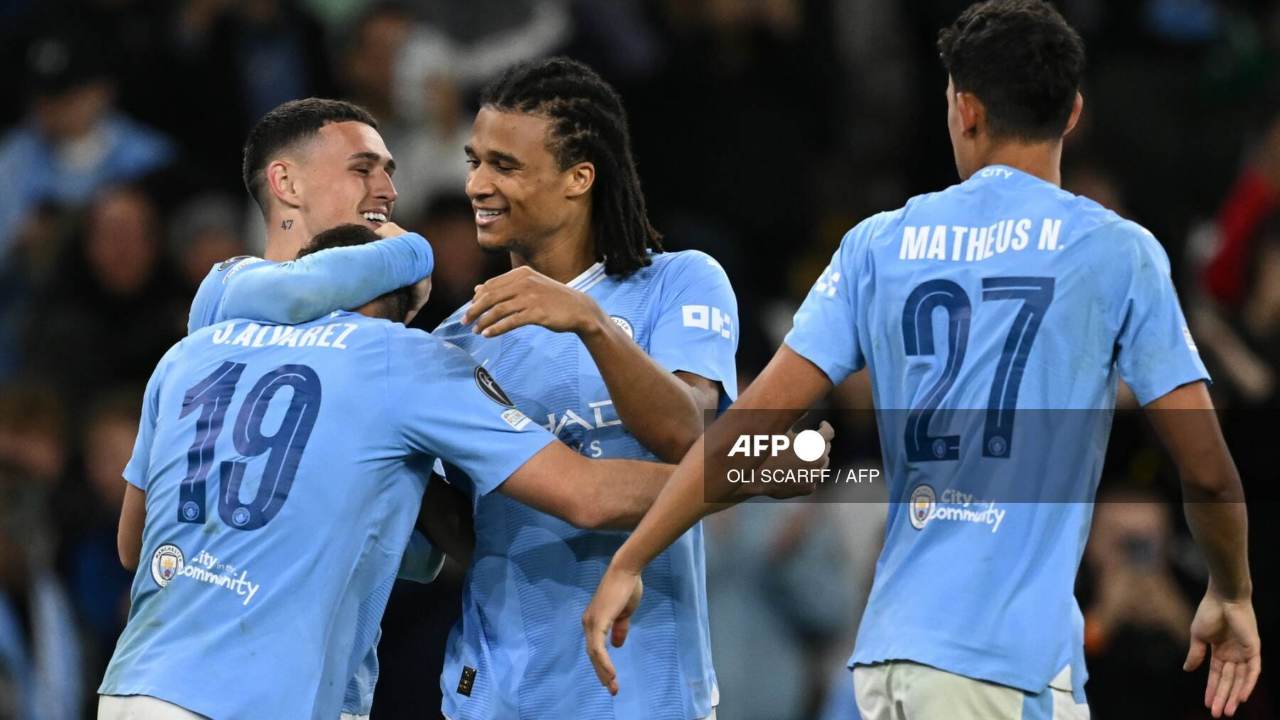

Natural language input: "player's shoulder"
[1060,196,1167,267]
[645,249,732,286]
[431,302,473,343]
[208,255,266,280]
[384,318,476,366]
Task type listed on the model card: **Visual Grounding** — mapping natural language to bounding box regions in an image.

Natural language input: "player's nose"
[466,166,494,200]
[373,172,398,204]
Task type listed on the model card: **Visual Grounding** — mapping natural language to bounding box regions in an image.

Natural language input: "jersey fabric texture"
[433,250,738,720]
[784,165,1208,702]
[99,312,554,720]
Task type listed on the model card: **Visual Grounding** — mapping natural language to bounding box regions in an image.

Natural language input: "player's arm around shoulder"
[201,223,434,330]
[498,442,674,530]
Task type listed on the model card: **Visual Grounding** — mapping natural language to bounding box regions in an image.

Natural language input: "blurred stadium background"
[0,1,1276,718]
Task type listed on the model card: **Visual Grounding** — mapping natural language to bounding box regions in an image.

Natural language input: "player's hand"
[582,563,643,696]
[404,275,432,325]
[464,266,607,338]
[750,421,835,500]
[374,221,409,238]
[1183,588,1261,718]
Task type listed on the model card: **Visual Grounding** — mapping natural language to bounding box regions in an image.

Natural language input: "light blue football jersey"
[784,165,1209,701]
[183,232,438,716]
[433,250,739,720]
[99,312,555,720]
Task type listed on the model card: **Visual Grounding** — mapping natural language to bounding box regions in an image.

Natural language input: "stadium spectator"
[340,2,471,221]
[1082,491,1199,718]
[167,193,248,292]
[706,502,858,720]
[0,30,175,252]
[25,186,186,400]
[0,383,80,720]
[64,391,140,684]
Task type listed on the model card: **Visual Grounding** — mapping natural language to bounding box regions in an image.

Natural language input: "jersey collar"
[566,261,605,290]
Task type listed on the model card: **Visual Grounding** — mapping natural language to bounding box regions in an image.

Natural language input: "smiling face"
[295,121,398,233]
[263,120,399,251]
[464,107,584,255]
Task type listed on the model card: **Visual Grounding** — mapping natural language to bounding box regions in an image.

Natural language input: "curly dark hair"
[480,57,662,277]
[242,98,378,214]
[938,0,1085,141]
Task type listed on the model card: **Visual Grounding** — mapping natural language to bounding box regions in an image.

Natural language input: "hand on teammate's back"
[1183,588,1261,718]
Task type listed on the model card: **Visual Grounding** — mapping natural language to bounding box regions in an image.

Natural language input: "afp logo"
[908,484,936,530]
[728,430,826,462]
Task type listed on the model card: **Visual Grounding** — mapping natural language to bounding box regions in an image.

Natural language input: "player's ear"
[266,160,302,209]
[1063,91,1084,138]
[955,91,983,138]
[564,161,595,200]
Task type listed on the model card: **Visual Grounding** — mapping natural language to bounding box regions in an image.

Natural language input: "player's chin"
[474,229,511,252]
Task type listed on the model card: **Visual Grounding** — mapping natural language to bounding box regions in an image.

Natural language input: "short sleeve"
[646,252,741,400]
[1114,225,1210,405]
[784,223,869,385]
[123,346,175,489]
[387,328,556,497]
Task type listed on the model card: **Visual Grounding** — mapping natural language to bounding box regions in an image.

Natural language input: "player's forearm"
[578,318,705,463]
[1145,384,1253,600]
[222,233,433,324]
[576,458,680,530]
[1183,494,1252,601]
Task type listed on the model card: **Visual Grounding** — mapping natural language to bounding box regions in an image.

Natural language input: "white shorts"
[853,662,1090,720]
[339,714,369,720]
[98,695,207,720]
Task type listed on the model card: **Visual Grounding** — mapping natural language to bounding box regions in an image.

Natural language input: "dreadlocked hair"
[480,57,662,277]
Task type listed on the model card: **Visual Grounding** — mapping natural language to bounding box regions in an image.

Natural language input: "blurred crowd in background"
[0,0,1277,718]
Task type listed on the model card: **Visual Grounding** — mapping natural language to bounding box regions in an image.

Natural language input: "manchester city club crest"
[909,484,936,530]
[609,315,634,339]
[151,543,185,587]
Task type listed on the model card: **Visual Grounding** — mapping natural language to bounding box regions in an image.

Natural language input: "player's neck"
[979,141,1063,187]
[510,226,598,284]
[263,214,307,262]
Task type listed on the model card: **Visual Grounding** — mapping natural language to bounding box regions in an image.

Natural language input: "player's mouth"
[474,207,505,228]
[361,211,388,228]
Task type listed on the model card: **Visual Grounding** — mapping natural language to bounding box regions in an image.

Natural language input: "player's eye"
[465,158,479,169]
[352,167,370,176]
